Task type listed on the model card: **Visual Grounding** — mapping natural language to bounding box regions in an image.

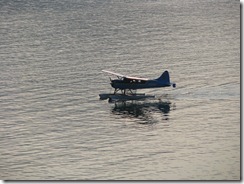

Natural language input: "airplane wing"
[102,70,148,81]
[102,70,125,78]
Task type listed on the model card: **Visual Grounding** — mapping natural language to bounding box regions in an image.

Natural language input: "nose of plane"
[111,80,115,88]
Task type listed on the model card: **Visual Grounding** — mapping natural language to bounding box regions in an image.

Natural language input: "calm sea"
[0,0,240,180]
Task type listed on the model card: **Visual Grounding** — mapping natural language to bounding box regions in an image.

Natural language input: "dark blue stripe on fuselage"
[111,79,170,90]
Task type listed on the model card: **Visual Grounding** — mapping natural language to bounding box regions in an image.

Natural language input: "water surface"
[0,0,240,180]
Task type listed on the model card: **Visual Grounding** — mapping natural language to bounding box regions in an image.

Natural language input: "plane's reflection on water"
[111,100,175,124]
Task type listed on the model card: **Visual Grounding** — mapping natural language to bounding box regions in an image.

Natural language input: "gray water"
[0,0,240,180]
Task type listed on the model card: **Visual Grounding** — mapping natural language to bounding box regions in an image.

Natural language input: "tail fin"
[157,70,170,83]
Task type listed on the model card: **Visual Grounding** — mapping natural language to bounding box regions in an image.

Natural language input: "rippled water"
[0,0,240,180]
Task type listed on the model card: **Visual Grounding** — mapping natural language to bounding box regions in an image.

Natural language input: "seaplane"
[99,70,176,102]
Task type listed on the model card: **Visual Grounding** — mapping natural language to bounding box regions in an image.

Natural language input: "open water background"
[0,0,240,180]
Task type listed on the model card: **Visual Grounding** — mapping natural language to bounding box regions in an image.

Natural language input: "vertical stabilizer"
[157,71,170,83]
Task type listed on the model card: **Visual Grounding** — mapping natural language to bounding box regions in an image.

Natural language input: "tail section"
[157,70,170,83]
[156,70,176,87]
